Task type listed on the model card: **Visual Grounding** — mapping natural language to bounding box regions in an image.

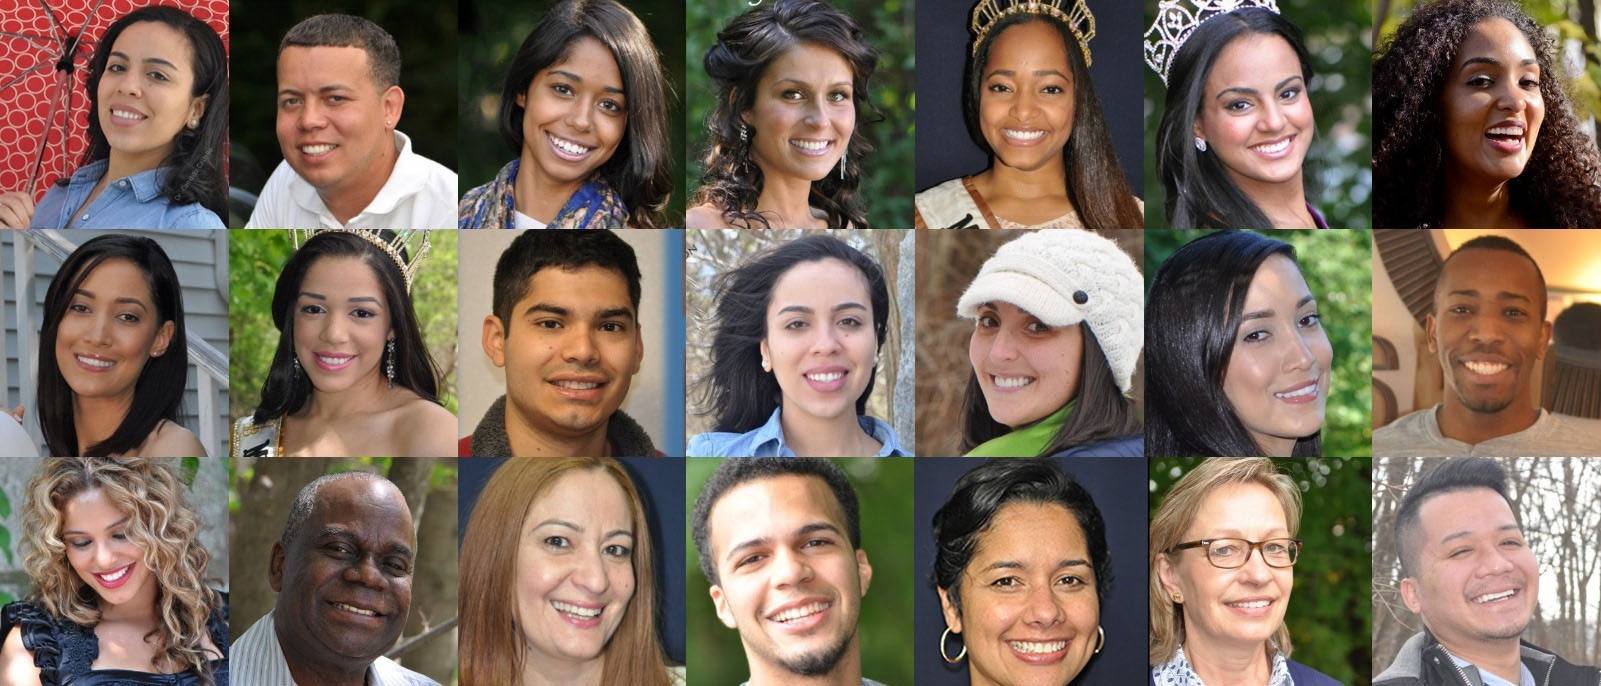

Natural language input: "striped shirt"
[230,611,439,686]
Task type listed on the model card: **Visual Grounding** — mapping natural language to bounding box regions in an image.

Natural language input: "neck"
[301,370,391,420]
[73,391,136,454]
[504,399,611,457]
[1436,633,1524,686]
[1435,400,1540,446]
[105,146,168,183]
[747,636,862,686]
[981,155,1069,200]
[1251,431,1297,458]
[321,131,399,224]
[514,150,583,223]
[754,163,819,228]
[1440,168,1522,228]
[522,651,604,686]
[777,405,876,457]
[1181,634,1271,686]
[96,573,160,625]
[1230,168,1311,229]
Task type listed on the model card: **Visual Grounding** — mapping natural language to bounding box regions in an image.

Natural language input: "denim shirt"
[688,407,907,457]
[30,160,223,229]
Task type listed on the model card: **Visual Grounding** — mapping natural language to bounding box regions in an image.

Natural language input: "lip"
[1248,134,1296,161]
[311,351,356,372]
[326,599,387,624]
[552,599,606,628]
[789,138,834,158]
[73,353,117,373]
[1224,596,1278,618]
[764,597,833,633]
[297,141,339,162]
[802,366,848,393]
[92,563,135,590]
[546,131,595,162]
[1484,120,1527,155]
[1470,585,1522,606]
[1000,127,1048,147]
[1272,377,1320,404]
[547,374,609,402]
[1456,355,1513,381]
[105,104,149,128]
[987,373,1036,392]
[1005,637,1071,665]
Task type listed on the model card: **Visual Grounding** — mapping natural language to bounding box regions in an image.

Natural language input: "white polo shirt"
[244,130,457,229]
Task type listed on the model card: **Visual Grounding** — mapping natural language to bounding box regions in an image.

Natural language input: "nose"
[1258,100,1287,133]
[86,312,113,347]
[110,70,139,98]
[342,552,387,590]
[1022,582,1065,626]
[565,99,594,133]
[93,542,118,570]
[317,314,349,345]
[769,546,815,588]
[562,326,599,365]
[571,547,612,594]
[1466,310,1509,346]
[297,99,328,131]
[1478,545,1517,576]
[802,98,827,129]
[1009,89,1041,124]
[809,323,844,356]
[1284,329,1316,373]
[1236,546,1276,584]
[986,325,1021,363]
[1494,82,1530,114]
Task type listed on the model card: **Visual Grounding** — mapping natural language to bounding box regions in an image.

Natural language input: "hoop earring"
[939,626,966,663]
[1094,625,1105,654]
[1194,136,1207,152]
[385,339,396,389]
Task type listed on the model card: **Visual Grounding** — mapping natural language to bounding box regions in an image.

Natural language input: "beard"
[1457,387,1516,414]
[766,625,857,677]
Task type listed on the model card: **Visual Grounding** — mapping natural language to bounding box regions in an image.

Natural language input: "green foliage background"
[684,458,914,685]
[1150,457,1373,686]
[686,0,917,228]
[1143,230,1373,457]
[228,231,459,421]
[1143,0,1372,229]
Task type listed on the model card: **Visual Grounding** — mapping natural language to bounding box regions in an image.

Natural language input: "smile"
[299,143,337,156]
[1008,640,1066,654]
[1250,136,1294,159]
[1002,128,1047,144]
[1273,381,1318,402]
[1485,122,1526,153]
[1463,360,1509,376]
[314,353,355,372]
[1227,599,1272,609]
[547,132,594,161]
[992,375,1034,389]
[1474,589,1518,604]
[553,380,602,390]
[93,563,133,588]
[334,602,378,617]
[805,371,844,383]
[75,354,115,370]
[552,600,603,618]
[109,108,146,122]
[790,138,833,157]
[769,601,830,624]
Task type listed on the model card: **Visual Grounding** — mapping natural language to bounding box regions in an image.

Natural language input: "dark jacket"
[459,395,663,457]
[1052,433,1143,457]
[1375,631,1601,686]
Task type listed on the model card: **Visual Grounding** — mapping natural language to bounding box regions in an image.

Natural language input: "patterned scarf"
[457,158,629,229]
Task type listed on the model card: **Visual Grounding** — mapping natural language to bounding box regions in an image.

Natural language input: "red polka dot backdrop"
[0,0,228,200]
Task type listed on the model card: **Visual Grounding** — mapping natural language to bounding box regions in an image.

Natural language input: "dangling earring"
[939,627,966,663]
[1094,626,1105,654]
[385,339,396,389]
[292,357,301,374]
[739,123,750,143]
[839,146,847,181]
[1194,136,1207,152]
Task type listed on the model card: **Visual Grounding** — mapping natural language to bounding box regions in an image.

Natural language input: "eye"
[1264,541,1287,555]
[69,303,91,314]
[1503,308,1528,319]
[1226,99,1253,113]
[1298,312,1321,328]
[990,576,1022,588]
[279,97,301,109]
[736,553,767,569]
[1056,574,1086,587]
[600,321,627,333]
[69,539,90,550]
[1242,329,1270,343]
[1501,538,1525,549]
[781,89,805,101]
[148,71,170,82]
[987,83,1013,94]
[604,544,632,558]
[1449,304,1473,316]
[1277,85,1302,101]
[536,319,562,329]
[802,538,833,549]
[385,557,412,575]
[976,315,999,329]
[553,83,575,97]
[837,317,862,329]
[108,63,126,73]
[1042,84,1065,95]
[784,319,808,330]
[1468,75,1493,88]
[299,304,326,315]
[1521,77,1541,90]
[1026,321,1052,335]
[351,308,377,319]
[828,90,851,103]
[325,95,348,104]
[1450,548,1471,558]
[1212,542,1241,557]
[544,536,571,549]
[325,542,355,557]
[599,99,625,114]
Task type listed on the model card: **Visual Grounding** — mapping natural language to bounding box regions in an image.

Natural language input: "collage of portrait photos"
[2,0,1601,685]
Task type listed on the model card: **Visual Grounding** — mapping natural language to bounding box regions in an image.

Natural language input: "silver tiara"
[291,229,432,291]
[1144,0,1281,84]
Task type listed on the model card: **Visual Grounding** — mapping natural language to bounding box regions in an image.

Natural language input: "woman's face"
[969,302,1082,428]
[1194,33,1313,192]
[1222,254,1331,457]
[760,258,877,425]
[743,42,856,184]
[940,503,1100,686]
[97,21,207,170]
[1158,482,1293,652]
[1441,18,1544,186]
[292,256,393,395]
[515,468,637,669]
[978,21,1075,174]
[519,36,628,189]
[62,488,155,609]
[54,258,173,403]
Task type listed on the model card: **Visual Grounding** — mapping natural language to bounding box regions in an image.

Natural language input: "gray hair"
[279,471,395,548]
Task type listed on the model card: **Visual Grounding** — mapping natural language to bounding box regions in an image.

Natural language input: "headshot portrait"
[1373,457,1601,685]
[1374,0,1601,228]
[1143,0,1371,229]
[229,229,459,458]
[1144,229,1372,457]
[686,230,912,457]
[687,457,914,686]
[0,457,229,685]
[685,0,915,229]
[230,458,458,686]
[456,229,682,457]
[457,0,684,229]
[458,457,686,685]
[230,3,458,229]
[1,230,229,458]
[1372,230,1601,456]
[0,1,230,229]
[914,0,1144,230]
[915,458,1148,685]
[915,229,1143,457]
[1151,457,1370,686]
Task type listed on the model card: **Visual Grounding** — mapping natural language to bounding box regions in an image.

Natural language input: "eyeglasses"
[1167,537,1302,569]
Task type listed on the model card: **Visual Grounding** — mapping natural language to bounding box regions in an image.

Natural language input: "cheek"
[834,104,855,136]
[968,333,985,369]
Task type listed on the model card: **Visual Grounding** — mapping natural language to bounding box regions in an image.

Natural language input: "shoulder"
[371,654,441,686]
[392,397,458,457]
[1053,434,1144,457]
[685,203,731,229]
[164,203,226,229]
[1372,407,1437,444]
[687,431,745,457]
[915,177,983,229]
[1,602,53,685]
[141,420,206,458]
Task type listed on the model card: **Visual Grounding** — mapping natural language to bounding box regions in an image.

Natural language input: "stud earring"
[939,627,966,663]
[1194,137,1207,152]
[761,356,771,373]
[385,340,396,388]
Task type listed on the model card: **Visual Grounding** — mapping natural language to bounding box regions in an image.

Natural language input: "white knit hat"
[956,230,1144,393]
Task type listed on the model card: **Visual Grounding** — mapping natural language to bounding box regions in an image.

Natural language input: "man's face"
[485,265,642,444]
[275,46,401,200]
[706,475,872,678]
[270,479,416,669]
[1427,248,1551,416]
[1400,488,1538,651]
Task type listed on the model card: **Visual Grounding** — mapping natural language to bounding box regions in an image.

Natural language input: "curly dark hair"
[691,0,880,229]
[1373,0,1601,228]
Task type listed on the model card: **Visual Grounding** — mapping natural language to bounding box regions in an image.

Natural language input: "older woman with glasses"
[1148,458,1338,686]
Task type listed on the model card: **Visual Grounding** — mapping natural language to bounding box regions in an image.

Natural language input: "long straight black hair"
[959,326,1139,456]
[252,232,441,424]
[1145,230,1321,456]
[38,235,188,457]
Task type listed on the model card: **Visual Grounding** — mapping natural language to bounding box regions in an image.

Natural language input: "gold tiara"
[291,229,432,291]
[970,0,1096,66]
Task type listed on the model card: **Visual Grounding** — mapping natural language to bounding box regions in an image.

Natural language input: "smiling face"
[744,42,856,184]
[97,21,207,171]
[707,474,872,679]
[1426,248,1550,417]
[969,302,1082,428]
[62,488,155,610]
[53,258,174,403]
[759,259,877,426]
[516,469,637,672]
[520,36,628,191]
[276,45,401,198]
[1157,482,1293,652]
[1194,33,1313,194]
[1400,488,1537,653]
[978,20,1075,174]
[941,503,1099,686]
[1441,18,1545,186]
[1222,254,1331,457]
[292,256,392,396]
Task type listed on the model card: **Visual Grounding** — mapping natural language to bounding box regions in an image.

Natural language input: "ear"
[855,548,873,596]
[1536,319,1552,360]
[1424,314,1438,355]
[759,339,771,371]
[186,94,209,129]
[483,314,507,369]
[1399,576,1422,615]
[382,85,405,129]
[516,91,527,110]
[1192,116,1204,141]
[149,320,176,358]
[710,584,737,629]
[1155,552,1182,602]
[268,541,286,593]
[631,327,644,375]
[937,586,962,634]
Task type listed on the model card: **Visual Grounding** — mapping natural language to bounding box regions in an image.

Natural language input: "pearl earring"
[1194,137,1207,152]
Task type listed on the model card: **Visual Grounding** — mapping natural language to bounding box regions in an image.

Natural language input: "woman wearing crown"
[1146,0,1327,229]
[913,0,1144,230]
[231,230,457,458]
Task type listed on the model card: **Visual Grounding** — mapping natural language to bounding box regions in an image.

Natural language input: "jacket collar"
[1376,629,1564,686]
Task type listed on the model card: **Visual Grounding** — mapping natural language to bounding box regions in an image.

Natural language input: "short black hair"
[1394,457,1516,578]
[691,458,862,585]
[931,460,1111,616]
[1553,302,1601,350]
[492,230,643,332]
[1437,235,1548,319]
[280,14,402,90]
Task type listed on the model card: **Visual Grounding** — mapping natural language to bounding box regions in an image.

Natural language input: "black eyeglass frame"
[1166,537,1303,569]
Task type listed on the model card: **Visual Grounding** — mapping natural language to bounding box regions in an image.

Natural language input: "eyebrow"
[278,84,356,98]
[1446,289,1532,303]
[1242,295,1315,322]
[110,51,178,71]
[1459,56,1539,71]
[986,68,1070,80]
[299,291,381,305]
[318,526,416,559]
[551,69,625,95]
[773,78,853,89]
[723,521,844,564]
[72,288,150,313]
[776,302,868,317]
[533,518,634,540]
[1441,523,1521,545]
[1216,75,1305,102]
[63,515,131,536]
[981,558,1090,573]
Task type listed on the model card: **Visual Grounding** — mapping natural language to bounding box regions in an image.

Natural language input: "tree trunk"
[230,459,346,637]
[397,476,459,684]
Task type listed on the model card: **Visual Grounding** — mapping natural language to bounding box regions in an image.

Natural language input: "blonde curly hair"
[21,458,220,684]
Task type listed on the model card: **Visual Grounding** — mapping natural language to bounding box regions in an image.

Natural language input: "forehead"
[1452,17,1537,71]
[77,258,155,303]
[1241,254,1312,310]
[526,468,634,529]
[986,20,1070,73]
[972,502,1085,562]
[111,21,195,68]
[760,42,853,88]
[707,474,848,550]
[522,264,634,312]
[767,258,871,316]
[302,255,386,299]
[1436,248,1542,302]
[1206,33,1302,92]
[306,479,413,544]
[278,45,376,88]
[546,35,623,85]
[1186,481,1289,538]
[1414,487,1519,543]
[63,488,126,529]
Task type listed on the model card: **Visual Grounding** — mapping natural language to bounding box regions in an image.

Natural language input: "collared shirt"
[687,407,907,457]
[1152,645,1294,686]
[30,159,224,228]
[230,610,439,686]
[1374,406,1601,457]
[245,130,457,229]
[1446,649,1537,686]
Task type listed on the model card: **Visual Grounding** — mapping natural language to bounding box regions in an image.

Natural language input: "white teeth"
[1002,128,1046,141]
[316,354,352,366]
[770,601,829,623]
[1488,126,1524,137]
[993,376,1034,389]
[1252,138,1291,154]
[554,380,601,390]
[1474,589,1516,604]
[77,355,114,369]
[110,108,146,121]
[1274,384,1317,400]
[300,144,335,155]
[97,565,130,582]
[1464,361,1509,375]
[1228,599,1271,609]
[1009,640,1066,654]
[552,600,603,618]
[805,372,844,382]
[790,139,830,151]
[335,602,377,617]
[549,134,593,156]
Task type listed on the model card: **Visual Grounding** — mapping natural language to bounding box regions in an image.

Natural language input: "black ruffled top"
[0,593,228,686]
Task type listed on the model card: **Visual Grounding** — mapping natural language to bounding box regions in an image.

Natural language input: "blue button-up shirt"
[30,160,224,229]
[688,407,908,457]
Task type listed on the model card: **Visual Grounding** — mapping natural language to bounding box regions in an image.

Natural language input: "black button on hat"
[1073,290,1088,304]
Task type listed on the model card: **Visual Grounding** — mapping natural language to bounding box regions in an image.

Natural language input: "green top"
[963,401,1074,457]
